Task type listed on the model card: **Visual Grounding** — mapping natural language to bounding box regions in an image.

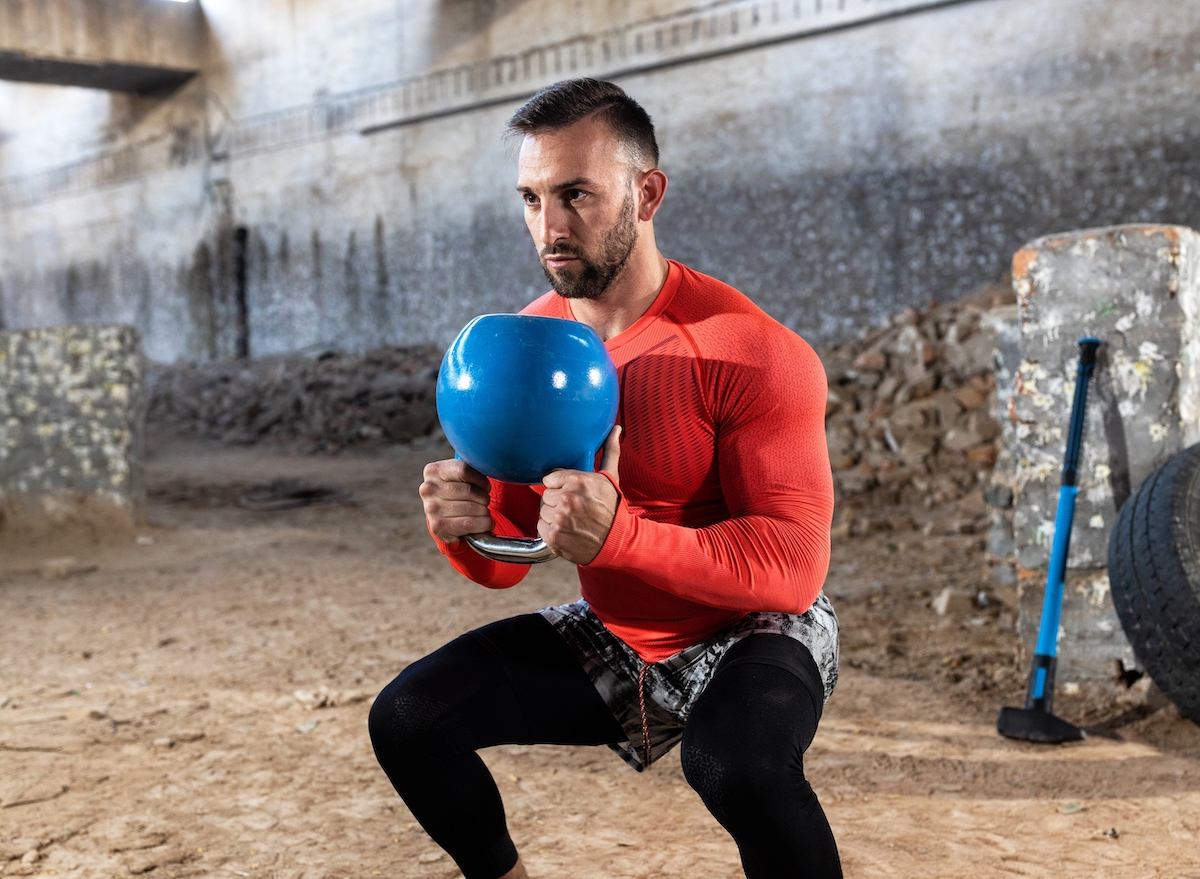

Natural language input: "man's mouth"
[543,254,579,270]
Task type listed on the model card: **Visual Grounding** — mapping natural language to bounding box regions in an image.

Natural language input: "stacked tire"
[1108,443,1200,726]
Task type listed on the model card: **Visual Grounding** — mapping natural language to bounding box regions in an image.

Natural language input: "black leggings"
[368,614,841,879]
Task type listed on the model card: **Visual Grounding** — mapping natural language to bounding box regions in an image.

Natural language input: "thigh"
[682,633,825,796]
[680,634,841,878]
[372,613,626,755]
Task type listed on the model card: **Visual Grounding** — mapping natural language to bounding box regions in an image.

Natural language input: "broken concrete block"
[1004,224,1200,683]
[0,324,145,542]
[1010,224,1200,571]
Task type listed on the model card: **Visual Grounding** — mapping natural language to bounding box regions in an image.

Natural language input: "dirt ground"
[2,435,1199,879]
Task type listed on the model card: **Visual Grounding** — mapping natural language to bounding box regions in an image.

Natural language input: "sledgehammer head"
[996,706,1085,744]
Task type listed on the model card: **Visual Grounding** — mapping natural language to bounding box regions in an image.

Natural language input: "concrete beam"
[0,0,202,95]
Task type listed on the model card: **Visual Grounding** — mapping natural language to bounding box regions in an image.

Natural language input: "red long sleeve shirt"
[436,260,834,663]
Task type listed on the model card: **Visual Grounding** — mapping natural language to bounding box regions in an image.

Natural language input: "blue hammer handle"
[1026,337,1101,710]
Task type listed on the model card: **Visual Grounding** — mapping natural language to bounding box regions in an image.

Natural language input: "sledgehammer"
[997,337,1100,744]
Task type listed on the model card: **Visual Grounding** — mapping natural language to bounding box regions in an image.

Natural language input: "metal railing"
[0,0,972,209]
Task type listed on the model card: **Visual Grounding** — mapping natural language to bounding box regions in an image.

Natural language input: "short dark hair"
[506,78,659,169]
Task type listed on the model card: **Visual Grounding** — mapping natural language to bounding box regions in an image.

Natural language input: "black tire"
[1108,443,1200,725]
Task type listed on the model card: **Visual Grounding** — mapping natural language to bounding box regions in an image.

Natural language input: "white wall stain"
[1138,340,1165,363]
[1109,348,1156,400]
[1134,289,1157,320]
[1088,573,1110,608]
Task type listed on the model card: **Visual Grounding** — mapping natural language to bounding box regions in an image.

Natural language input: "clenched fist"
[419,425,623,565]
[538,425,622,565]
[419,458,495,544]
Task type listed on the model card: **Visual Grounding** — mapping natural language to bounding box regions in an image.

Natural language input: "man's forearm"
[584,495,833,613]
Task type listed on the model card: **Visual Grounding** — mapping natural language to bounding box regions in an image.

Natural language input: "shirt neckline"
[559,259,682,351]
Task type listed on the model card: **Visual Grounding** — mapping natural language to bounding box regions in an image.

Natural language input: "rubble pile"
[146,346,443,452]
[819,282,1015,530]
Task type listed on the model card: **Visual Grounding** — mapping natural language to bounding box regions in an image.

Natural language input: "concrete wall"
[0,323,145,542]
[2,0,1200,362]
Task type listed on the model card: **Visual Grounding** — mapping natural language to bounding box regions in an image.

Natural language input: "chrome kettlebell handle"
[453,447,600,565]
[463,533,557,564]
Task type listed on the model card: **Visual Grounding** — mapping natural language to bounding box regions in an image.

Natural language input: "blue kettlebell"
[436,314,620,563]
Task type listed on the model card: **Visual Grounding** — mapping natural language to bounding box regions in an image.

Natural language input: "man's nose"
[538,202,570,246]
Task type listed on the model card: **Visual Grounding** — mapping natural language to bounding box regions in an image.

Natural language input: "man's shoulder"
[668,262,750,308]
[518,291,563,317]
[666,262,814,358]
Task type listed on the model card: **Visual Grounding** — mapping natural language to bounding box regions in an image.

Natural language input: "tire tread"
[1108,445,1200,725]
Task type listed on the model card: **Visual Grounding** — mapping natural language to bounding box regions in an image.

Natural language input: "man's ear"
[637,168,668,222]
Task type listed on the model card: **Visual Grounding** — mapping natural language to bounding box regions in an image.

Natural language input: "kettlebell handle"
[453,448,598,565]
[463,532,557,564]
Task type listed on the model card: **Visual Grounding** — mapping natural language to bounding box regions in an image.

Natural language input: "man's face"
[516,116,640,301]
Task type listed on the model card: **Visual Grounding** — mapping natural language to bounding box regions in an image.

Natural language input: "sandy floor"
[1,436,1198,879]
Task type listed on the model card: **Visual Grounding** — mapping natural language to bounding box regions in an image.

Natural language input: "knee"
[681,738,809,828]
[680,741,730,820]
[368,664,451,757]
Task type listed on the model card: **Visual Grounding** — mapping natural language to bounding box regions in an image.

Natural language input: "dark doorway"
[234,226,249,359]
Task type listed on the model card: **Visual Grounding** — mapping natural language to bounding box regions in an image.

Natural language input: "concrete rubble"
[146,346,442,453]
[819,282,1015,534]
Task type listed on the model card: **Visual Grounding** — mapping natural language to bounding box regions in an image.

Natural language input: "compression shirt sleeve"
[584,328,834,614]
[433,480,542,589]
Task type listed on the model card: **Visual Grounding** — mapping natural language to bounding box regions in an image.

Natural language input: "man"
[369,78,841,879]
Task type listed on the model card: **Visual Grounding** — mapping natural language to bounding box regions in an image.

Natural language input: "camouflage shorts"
[539,593,839,771]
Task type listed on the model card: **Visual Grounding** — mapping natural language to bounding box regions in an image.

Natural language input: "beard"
[540,193,638,301]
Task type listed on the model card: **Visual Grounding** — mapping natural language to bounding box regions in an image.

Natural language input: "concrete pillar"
[1002,224,1200,685]
[0,324,145,544]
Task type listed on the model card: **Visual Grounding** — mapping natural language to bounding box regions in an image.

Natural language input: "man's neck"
[568,246,670,341]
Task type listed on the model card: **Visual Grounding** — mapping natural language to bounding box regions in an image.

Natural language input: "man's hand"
[419,459,494,544]
[538,426,622,565]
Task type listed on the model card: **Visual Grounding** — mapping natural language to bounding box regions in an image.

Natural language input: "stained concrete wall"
[996,224,1200,684]
[0,324,145,541]
[2,0,1200,362]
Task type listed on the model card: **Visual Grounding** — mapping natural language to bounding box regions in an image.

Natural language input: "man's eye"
[523,193,538,205]
[567,189,584,201]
